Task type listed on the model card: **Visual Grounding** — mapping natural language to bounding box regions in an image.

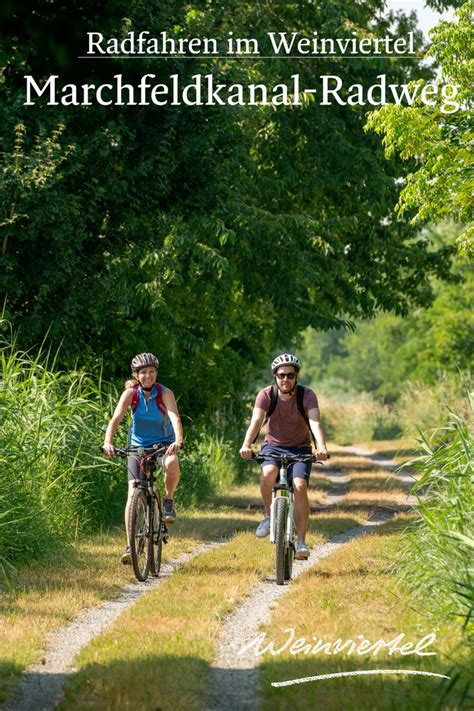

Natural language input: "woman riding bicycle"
[103,352,183,564]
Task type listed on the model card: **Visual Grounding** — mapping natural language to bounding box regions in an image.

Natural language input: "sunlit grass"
[62,510,364,710]
[259,517,472,710]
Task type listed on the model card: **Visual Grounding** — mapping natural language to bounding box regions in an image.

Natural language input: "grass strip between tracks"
[61,512,364,710]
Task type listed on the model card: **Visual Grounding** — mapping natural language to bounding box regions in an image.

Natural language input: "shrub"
[319,392,401,444]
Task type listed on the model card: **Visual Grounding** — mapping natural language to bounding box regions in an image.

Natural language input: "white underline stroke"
[272,669,450,687]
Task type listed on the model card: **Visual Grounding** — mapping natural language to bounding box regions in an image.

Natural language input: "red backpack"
[130,383,167,415]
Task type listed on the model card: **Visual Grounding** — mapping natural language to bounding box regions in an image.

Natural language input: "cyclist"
[239,354,328,560]
[103,352,183,564]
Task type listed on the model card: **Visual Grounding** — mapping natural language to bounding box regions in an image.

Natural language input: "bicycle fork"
[269,464,294,545]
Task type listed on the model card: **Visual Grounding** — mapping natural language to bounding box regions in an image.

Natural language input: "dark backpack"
[131,383,167,416]
[254,383,317,446]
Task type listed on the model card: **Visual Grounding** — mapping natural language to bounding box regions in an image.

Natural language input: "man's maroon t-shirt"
[255,386,318,447]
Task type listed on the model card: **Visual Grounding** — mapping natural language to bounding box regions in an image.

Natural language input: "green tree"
[0,0,458,423]
[366,1,473,258]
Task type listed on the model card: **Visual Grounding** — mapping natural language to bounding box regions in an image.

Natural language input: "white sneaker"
[256,515,271,538]
[295,540,310,560]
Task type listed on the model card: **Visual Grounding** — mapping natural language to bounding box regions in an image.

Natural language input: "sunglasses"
[276,372,296,380]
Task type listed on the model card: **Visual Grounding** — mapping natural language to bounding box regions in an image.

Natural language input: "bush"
[177,432,239,507]
[319,392,401,444]
[395,376,471,438]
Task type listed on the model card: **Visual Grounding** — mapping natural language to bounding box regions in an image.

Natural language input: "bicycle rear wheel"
[129,488,150,581]
[274,496,287,585]
[150,494,163,577]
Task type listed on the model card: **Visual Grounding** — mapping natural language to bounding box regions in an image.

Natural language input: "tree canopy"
[366,1,473,258]
[0,0,459,421]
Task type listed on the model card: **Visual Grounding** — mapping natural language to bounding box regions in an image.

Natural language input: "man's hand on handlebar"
[239,444,253,459]
[313,449,329,461]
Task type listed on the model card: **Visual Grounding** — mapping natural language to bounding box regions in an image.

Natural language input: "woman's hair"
[125,376,138,390]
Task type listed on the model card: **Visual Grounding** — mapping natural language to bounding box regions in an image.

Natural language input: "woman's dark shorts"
[260,443,312,482]
[127,448,167,481]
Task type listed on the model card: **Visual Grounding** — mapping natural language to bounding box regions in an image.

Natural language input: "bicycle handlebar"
[251,452,329,464]
[100,444,169,459]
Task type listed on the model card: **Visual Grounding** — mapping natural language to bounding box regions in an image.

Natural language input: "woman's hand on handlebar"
[102,442,115,457]
[166,441,183,456]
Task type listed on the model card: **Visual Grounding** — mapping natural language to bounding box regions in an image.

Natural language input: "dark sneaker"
[163,498,176,523]
[121,545,131,564]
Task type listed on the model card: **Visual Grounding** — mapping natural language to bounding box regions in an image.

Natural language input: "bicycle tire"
[150,494,163,577]
[284,539,294,581]
[129,488,150,582]
[274,496,287,585]
[284,508,296,580]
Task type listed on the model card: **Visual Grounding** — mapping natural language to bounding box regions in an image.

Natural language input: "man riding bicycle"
[103,352,183,564]
[239,354,328,560]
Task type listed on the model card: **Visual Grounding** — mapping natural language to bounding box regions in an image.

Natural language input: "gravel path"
[341,445,419,506]
[2,542,224,711]
[207,512,392,711]
[207,446,411,710]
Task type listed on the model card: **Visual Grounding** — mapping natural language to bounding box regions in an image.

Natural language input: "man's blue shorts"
[260,443,312,482]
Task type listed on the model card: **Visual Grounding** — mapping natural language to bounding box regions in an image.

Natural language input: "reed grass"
[399,405,473,631]
[0,336,123,583]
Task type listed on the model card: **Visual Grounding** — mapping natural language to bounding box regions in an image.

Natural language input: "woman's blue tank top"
[129,384,175,447]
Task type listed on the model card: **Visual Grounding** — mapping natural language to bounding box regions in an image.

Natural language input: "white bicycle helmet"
[131,352,159,372]
[271,353,301,373]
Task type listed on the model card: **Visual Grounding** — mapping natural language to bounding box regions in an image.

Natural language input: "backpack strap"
[131,383,140,414]
[252,384,276,444]
[155,383,168,416]
[130,382,168,416]
[296,384,317,447]
[263,383,278,424]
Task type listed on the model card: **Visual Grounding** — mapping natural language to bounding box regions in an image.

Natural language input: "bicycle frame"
[103,444,169,581]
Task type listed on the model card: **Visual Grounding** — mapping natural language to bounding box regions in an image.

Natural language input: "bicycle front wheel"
[274,496,287,585]
[129,489,150,582]
[150,494,163,577]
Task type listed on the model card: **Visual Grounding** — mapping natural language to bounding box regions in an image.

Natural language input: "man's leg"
[293,477,310,541]
[260,464,278,515]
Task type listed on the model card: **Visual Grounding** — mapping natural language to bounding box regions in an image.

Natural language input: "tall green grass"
[398,403,473,701]
[0,337,123,584]
[0,335,245,585]
[399,405,473,629]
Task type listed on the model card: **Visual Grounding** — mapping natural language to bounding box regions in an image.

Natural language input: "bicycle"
[252,452,322,585]
[103,444,170,582]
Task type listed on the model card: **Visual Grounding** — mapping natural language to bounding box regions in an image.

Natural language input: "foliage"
[0,0,457,427]
[177,431,239,507]
[399,405,474,637]
[319,391,401,444]
[366,1,474,257]
[0,334,124,584]
[299,225,473,404]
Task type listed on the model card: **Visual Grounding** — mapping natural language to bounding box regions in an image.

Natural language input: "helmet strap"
[141,385,153,392]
